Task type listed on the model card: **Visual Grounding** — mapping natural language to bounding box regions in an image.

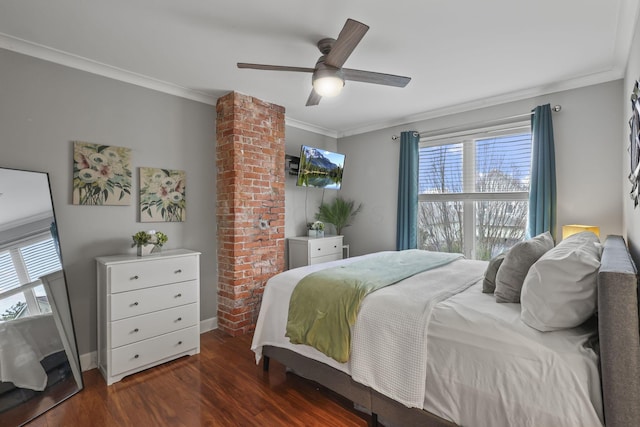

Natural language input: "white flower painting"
[72,142,132,205]
[139,167,186,222]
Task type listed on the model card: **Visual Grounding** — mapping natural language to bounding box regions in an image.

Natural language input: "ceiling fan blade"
[306,89,322,106]
[324,19,369,68]
[237,63,315,73]
[342,68,411,87]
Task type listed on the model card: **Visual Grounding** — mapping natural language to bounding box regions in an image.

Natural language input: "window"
[0,233,61,321]
[418,123,532,260]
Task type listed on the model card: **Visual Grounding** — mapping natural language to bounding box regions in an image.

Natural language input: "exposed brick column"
[215,92,285,336]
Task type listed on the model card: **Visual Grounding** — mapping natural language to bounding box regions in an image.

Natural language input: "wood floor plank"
[20,330,371,426]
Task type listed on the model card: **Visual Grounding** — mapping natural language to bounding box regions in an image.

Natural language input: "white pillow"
[520,232,601,332]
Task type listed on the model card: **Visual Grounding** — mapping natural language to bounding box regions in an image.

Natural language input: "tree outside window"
[418,127,531,260]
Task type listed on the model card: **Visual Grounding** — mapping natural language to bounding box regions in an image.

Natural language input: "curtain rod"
[391,104,562,141]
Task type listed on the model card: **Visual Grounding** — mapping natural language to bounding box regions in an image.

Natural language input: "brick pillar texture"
[215,92,286,336]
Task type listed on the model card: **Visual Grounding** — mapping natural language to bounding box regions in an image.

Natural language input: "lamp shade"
[562,224,600,240]
[313,76,344,97]
[312,65,345,97]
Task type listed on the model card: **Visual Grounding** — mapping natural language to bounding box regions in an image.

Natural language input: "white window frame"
[0,231,60,318]
[418,121,531,259]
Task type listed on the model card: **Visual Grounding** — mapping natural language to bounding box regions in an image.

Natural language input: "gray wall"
[338,80,624,257]
[0,49,217,356]
[0,47,336,357]
[283,127,338,265]
[2,39,629,358]
[624,16,640,262]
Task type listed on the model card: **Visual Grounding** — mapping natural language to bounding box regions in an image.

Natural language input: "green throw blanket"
[285,250,463,363]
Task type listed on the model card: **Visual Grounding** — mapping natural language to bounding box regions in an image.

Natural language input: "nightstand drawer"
[108,255,198,293]
[309,253,343,265]
[308,238,342,257]
[110,303,198,348]
[110,280,197,321]
[110,326,199,376]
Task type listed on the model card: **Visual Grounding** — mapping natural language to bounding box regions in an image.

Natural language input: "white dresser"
[96,249,200,385]
[288,235,344,269]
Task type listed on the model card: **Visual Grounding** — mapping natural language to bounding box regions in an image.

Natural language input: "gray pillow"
[495,232,554,303]
[482,253,506,293]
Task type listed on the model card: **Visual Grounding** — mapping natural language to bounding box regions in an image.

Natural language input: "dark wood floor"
[23,329,373,426]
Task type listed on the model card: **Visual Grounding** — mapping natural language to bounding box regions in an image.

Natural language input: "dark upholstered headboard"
[598,235,640,427]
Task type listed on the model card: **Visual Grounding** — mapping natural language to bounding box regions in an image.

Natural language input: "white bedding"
[0,313,64,391]
[251,253,603,427]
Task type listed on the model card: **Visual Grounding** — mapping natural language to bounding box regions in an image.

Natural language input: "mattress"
[251,253,603,427]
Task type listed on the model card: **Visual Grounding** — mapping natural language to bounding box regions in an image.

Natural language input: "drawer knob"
[133,328,139,333]
[176,317,182,322]
[175,293,182,298]
[317,248,321,251]
[131,275,139,280]
[175,269,183,274]
[134,354,139,359]
[132,302,139,306]
[178,341,183,345]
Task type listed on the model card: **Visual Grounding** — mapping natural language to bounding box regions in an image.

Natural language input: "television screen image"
[296,145,345,190]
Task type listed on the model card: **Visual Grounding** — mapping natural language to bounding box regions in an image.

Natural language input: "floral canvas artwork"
[139,167,186,222]
[73,142,132,205]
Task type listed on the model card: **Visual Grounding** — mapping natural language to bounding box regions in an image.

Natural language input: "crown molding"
[0,32,628,141]
[337,67,624,138]
[285,117,338,139]
[0,32,217,106]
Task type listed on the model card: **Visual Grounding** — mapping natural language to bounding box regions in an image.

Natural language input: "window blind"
[20,239,62,282]
[0,251,21,293]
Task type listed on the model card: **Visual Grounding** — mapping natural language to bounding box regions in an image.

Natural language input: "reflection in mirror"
[0,168,83,426]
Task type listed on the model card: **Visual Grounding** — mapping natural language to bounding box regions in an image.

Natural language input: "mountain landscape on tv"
[297,146,344,190]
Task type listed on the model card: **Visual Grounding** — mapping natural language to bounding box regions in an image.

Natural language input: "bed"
[0,313,71,413]
[251,235,640,427]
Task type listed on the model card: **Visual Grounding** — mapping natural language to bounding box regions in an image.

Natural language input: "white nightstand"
[288,235,344,269]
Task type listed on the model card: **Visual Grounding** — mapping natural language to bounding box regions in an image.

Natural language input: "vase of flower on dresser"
[132,230,168,257]
[307,221,325,238]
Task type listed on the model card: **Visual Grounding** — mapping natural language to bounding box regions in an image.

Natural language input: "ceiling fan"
[237,18,411,106]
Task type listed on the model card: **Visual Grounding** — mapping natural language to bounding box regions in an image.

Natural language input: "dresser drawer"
[110,280,198,321]
[309,253,343,265]
[110,303,198,348]
[308,237,342,257]
[110,326,199,376]
[108,255,198,293]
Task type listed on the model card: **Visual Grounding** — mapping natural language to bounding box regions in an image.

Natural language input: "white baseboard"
[80,351,97,372]
[79,316,218,372]
[200,316,218,333]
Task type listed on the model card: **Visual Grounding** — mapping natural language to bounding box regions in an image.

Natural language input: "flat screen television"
[296,145,345,190]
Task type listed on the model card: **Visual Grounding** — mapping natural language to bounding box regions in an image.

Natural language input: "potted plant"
[131,230,168,256]
[315,197,362,235]
[307,221,325,238]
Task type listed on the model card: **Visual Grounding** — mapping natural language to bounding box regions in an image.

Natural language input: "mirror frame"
[0,167,83,426]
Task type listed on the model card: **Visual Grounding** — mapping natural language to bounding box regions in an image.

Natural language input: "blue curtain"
[396,131,420,250]
[528,104,557,240]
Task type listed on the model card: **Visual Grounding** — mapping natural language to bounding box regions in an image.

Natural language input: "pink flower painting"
[72,141,132,205]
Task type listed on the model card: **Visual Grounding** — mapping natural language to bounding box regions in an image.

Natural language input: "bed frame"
[261,235,640,427]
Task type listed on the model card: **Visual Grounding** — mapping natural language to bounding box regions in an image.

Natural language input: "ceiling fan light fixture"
[312,68,345,97]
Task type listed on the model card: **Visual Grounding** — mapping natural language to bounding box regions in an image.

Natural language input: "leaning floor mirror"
[0,167,83,426]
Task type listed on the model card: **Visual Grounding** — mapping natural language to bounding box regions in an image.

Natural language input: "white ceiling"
[0,1,638,137]
[0,169,52,229]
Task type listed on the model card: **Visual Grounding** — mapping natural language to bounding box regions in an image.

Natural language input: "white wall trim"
[80,351,97,372]
[0,32,217,106]
[285,117,338,138]
[200,316,218,333]
[1,31,625,140]
[337,68,625,138]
